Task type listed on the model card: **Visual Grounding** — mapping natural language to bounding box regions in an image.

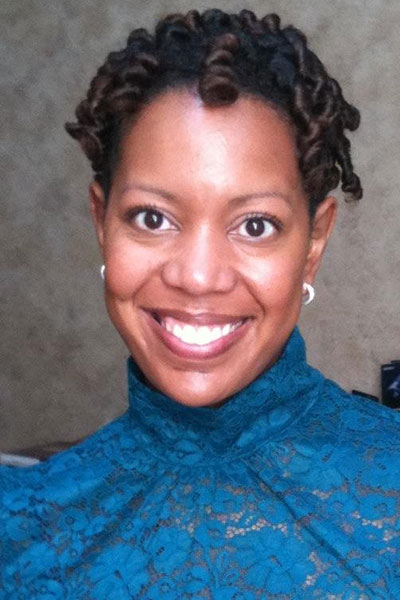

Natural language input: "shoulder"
[322,375,400,437]
[0,410,142,508]
[300,369,400,485]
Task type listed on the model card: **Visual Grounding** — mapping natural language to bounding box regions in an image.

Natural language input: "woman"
[1,8,399,598]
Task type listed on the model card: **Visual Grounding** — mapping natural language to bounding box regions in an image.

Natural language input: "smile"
[159,316,243,346]
[146,309,250,360]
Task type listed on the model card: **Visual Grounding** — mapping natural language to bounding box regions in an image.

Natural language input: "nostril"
[160,256,237,295]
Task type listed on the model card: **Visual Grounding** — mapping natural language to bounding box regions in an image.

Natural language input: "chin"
[171,385,230,409]
[147,367,240,408]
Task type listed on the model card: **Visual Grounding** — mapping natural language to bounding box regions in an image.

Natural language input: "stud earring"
[100,265,105,280]
[302,282,315,305]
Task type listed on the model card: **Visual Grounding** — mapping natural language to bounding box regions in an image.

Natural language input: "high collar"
[127,327,323,465]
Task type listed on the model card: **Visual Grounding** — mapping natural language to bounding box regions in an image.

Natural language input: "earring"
[302,282,315,305]
[100,265,105,280]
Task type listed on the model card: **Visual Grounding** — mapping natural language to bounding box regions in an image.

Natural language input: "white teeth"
[211,327,222,342]
[181,324,196,344]
[197,326,212,345]
[174,324,183,338]
[222,324,230,336]
[163,318,242,346]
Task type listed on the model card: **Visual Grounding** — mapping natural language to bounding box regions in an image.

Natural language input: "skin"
[90,89,337,408]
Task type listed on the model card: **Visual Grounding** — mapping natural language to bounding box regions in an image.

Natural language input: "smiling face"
[91,89,336,407]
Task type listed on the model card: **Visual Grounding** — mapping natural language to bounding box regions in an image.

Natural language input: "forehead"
[113,88,304,204]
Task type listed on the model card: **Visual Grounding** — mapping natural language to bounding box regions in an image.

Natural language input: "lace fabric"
[1,328,400,599]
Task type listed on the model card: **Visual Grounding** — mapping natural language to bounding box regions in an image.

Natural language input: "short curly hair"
[65,8,362,216]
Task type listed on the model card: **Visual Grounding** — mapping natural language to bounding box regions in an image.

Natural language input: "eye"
[236,215,278,240]
[132,208,174,232]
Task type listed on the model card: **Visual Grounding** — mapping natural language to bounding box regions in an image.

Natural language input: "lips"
[144,309,250,360]
[156,313,244,345]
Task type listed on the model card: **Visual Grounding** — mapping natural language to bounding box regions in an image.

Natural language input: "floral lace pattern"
[1,328,400,599]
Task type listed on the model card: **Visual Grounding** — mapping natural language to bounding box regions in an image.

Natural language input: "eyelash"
[126,203,163,218]
[126,204,175,230]
[235,212,283,234]
[125,204,283,237]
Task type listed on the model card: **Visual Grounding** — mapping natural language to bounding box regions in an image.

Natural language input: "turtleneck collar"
[127,327,323,465]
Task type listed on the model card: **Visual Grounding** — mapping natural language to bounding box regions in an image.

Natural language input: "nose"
[161,225,237,296]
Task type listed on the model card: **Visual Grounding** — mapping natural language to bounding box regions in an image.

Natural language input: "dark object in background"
[351,390,379,402]
[381,362,400,409]
[0,439,85,466]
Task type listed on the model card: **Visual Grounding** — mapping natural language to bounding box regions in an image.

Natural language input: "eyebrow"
[121,183,177,202]
[121,182,292,207]
[228,190,292,208]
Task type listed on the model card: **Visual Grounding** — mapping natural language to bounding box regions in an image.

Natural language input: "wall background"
[1,0,399,453]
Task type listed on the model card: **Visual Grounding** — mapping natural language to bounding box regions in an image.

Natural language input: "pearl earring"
[302,282,315,305]
[100,265,105,280]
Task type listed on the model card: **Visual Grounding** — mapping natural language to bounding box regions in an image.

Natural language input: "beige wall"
[1,0,399,453]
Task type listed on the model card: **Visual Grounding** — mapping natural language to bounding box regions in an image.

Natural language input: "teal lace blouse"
[1,328,400,599]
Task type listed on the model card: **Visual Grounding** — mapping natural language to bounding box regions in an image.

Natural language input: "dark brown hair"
[65,8,362,216]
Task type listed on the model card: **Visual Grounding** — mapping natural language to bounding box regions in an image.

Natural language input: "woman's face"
[91,89,336,407]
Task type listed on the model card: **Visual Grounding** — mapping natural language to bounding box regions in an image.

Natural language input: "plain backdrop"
[1,0,399,452]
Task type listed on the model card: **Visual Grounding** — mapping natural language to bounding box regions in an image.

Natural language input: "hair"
[65,8,362,216]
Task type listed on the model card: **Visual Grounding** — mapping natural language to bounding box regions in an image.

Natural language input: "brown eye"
[237,216,276,239]
[144,210,163,229]
[245,217,266,237]
[134,209,172,232]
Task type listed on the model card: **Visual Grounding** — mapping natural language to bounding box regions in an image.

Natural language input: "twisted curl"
[65,8,362,213]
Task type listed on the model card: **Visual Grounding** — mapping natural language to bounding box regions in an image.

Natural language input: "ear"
[304,196,337,284]
[89,181,106,254]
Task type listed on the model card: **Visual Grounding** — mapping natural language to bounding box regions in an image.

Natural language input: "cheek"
[243,247,307,308]
[104,237,159,300]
